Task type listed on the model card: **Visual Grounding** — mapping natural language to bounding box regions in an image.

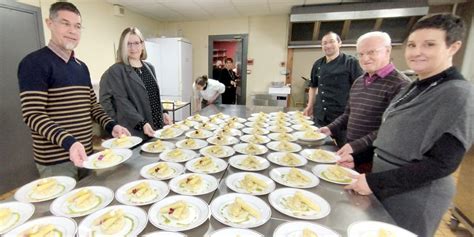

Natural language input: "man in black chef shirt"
[219,58,238,104]
[303,32,363,145]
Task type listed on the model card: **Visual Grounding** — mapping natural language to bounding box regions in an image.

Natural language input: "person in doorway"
[212,60,223,80]
[303,32,363,146]
[193,75,225,112]
[17,2,129,179]
[219,58,238,104]
[319,31,409,173]
[341,14,473,236]
[100,27,172,139]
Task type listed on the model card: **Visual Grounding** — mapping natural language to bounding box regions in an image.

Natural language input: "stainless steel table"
[14,104,394,236]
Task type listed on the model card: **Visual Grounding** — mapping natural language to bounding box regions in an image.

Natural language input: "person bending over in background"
[193,75,225,112]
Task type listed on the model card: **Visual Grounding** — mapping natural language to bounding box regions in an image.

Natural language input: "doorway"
[208,34,248,105]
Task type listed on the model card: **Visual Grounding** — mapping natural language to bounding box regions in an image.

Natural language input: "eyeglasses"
[54,20,83,31]
[356,47,387,59]
[127,41,142,48]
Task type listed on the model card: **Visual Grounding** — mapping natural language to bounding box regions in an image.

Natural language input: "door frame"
[208,34,248,105]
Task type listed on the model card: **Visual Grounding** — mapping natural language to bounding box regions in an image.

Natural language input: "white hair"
[356,31,391,47]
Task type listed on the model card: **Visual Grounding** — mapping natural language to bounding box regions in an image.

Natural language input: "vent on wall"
[113,4,125,17]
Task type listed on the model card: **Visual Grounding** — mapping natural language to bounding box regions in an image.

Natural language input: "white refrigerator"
[145,37,193,121]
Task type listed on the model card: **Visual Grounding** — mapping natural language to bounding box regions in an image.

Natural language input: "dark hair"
[410,13,465,46]
[49,2,81,19]
[323,31,341,43]
[195,75,208,86]
[225,58,233,63]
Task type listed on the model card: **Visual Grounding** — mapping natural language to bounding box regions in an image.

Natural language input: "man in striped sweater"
[319,32,409,173]
[17,2,129,179]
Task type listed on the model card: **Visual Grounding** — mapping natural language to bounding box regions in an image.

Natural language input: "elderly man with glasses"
[319,31,409,173]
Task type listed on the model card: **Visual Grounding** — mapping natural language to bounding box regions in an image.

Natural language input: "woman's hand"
[337,153,355,169]
[112,125,131,137]
[344,174,373,196]
[336,144,353,157]
[318,127,332,136]
[143,123,155,137]
[163,113,172,125]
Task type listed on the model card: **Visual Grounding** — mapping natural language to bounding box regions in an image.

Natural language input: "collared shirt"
[193,79,225,101]
[364,63,395,86]
[47,40,80,64]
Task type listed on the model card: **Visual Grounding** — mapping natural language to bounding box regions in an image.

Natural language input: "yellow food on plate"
[112,134,130,147]
[251,128,265,135]
[182,139,197,148]
[194,156,215,170]
[239,174,268,192]
[303,228,318,237]
[303,130,325,139]
[277,133,292,141]
[159,200,190,221]
[273,125,287,133]
[0,207,13,227]
[192,129,206,137]
[213,134,229,145]
[376,228,396,237]
[182,119,195,127]
[241,156,260,169]
[197,123,214,130]
[168,149,184,159]
[127,182,157,203]
[147,140,165,151]
[280,153,300,166]
[215,112,226,119]
[277,141,294,152]
[225,121,236,128]
[94,149,122,167]
[244,143,261,155]
[21,224,59,237]
[93,209,125,235]
[226,197,260,223]
[192,114,203,121]
[310,149,335,162]
[249,135,264,144]
[323,165,351,183]
[207,146,225,156]
[148,163,173,177]
[284,191,320,214]
[220,127,233,135]
[287,168,310,184]
[32,178,58,196]
[229,116,240,122]
[179,174,203,192]
[160,128,175,138]
[66,188,100,213]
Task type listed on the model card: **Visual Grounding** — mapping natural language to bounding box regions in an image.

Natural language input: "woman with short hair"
[193,75,225,112]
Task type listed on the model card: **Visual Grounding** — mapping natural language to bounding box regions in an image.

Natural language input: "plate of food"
[268,132,297,142]
[142,231,187,237]
[244,121,269,128]
[312,165,359,185]
[347,221,417,237]
[274,221,340,237]
[159,148,197,163]
[293,130,327,142]
[140,162,185,181]
[194,123,219,131]
[220,121,245,129]
[178,119,199,128]
[214,127,242,137]
[185,156,227,174]
[226,116,247,123]
[83,148,132,169]
[269,167,319,188]
[186,114,209,122]
[240,134,270,144]
[290,118,315,125]
[269,188,330,220]
[208,117,225,125]
[250,112,269,118]
[266,141,302,153]
[14,176,76,203]
[148,195,209,232]
[169,173,218,196]
[266,120,292,127]
[6,216,77,237]
[267,125,293,133]
[267,152,307,167]
[185,129,214,139]
[225,172,275,196]
[228,155,270,171]
[210,193,271,228]
[233,143,268,155]
[155,127,184,139]
[115,180,169,206]
[141,140,175,153]
[101,135,142,149]
[291,124,319,131]
[199,145,235,158]
[50,186,114,218]
[210,112,230,120]
[77,205,147,237]
[208,227,263,237]
[176,138,208,150]
[242,127,270,135]
[164,123,190,132]
[300,149,340,163]
[247,117,270,124]
[207,135,240,146]
[0,202,35,234]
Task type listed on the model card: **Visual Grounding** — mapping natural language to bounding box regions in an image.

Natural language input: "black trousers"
[352,146,375,173]
[222,87,236,104]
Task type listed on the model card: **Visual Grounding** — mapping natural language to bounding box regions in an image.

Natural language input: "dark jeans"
[222,87,236,104]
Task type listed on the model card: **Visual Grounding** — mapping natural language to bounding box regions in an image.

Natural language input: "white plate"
[226,116,247,123]
[115,180,170,206]
[176,139,208,150]
[186,114,209,122]
[140,162,185,181]
[207,136,240,146]
[207,117,225,125]
[6,216,76,237]
[273,221,340,237]
[194,123,219,131]
[199,145,235,158]
[293,131,327,142]
[242,127,270,135]
[300,149,340,163]
[143,231,187,237]
[185,129,214,139]
[240,135,271,144]
[155,127,184,139]
[268,111,289,117]
[209,227,263,237]
[160,149,197,162]
[290,118,315,125]
[78,205,147,237]
[269,167,319,188]
[347,221,417,237]
[244,121,269,128]
[291,124,319,131]
[210,113,230,120]
[214,128,242,137]
[267,152,307,167]
[247,117,270,123]
[233,143,268,155]
[15,176,76,203]
[140,140,175,153]
[220,122,245,129]
[178,119,199,128]
[169,173,218,196]
[250,112,269,118]
[101,136,142,149]
[0,202,35,234]
[269,188,330,220]
[210,193,271,228]
[83,149,133,169]
[266,141,302,153]
[185,157,227,174]
[268,133,297,142]
[225,172,275,195]
[148,195,209,232]
[50,186,114,218]
[164,123,190,131]
[312,165,359,185]
[228,155,270,171]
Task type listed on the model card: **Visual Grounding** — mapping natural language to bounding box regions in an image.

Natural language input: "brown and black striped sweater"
[327,69,409,153]
[18,47,116,165]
